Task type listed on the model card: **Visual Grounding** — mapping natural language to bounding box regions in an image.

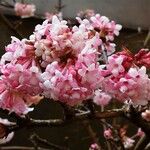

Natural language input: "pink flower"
[40,36,104,105]
[136,128,144,137]
[134,49,150,68]
[0,64,42,114]
[93,90,111,106]
[107,54,125,76]
[104,128,113,139]
[89,143,100,150]
[142,110,150,122]
[77,14,122,55]
[116,47,134,69]
[1,37,38,69]
[14,2,36,18]
[103,66,150,105]
[90,14,122,41]
[33,16,72,67]
[123,137,135,149]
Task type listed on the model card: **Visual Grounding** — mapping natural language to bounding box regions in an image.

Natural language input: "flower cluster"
[1,13,150,115]
[0,37,42,114]
[14,2,36,18]
[76,13,122,55]
[102,49,150,105]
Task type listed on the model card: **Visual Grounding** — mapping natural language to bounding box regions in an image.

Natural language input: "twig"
[55,0,65,12]
[0,146,49,150]
[145,142,150,150]
[82,120,101,150]
[30,134,67,150]
[99,120,125,150]
[0,12,23,38]
[123,105,150,138]
[134,135,150,150]
[144,29,150,47]
[30,133,38,150]
[101,106,111,150]
[0,108,124,133]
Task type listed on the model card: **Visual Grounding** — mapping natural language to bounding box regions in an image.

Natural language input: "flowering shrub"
[0,12,149,150]
[0,14,123,113]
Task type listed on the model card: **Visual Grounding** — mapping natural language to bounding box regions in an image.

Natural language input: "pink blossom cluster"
[30,14,121,106]
[76,13,122,55]
[103,53,150,105]
[0,37,42,114]
[14,2,36,18]
[1,14,150,115]
[0,64,42,114]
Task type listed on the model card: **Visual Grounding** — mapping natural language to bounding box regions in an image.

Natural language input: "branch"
[0,146,49,150]
[30,134,67,150]
[123,105,150,138]
[0,108,124,133]
[82,120,101,150]
[134,135,150,150]
[144,29,150,47]
[0,12,23,38]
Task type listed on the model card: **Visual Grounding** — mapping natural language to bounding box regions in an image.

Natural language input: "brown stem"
[55,0,65,12]
[82,120,101,150]
[30,134,67,150]
[0,146,49,150]
[123,105,150,138]
[144,29,150,47]
[101,106,111,150]
[134,135,150,150]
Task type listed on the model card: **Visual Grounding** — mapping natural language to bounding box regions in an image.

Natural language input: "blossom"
[142,109,150,122]
[107,54,125,76]
[89,143,100,150]
[40,31,105,105]
[116,47,133,69]
[90,14,122,41]
[134,49,150,68]
[123,137,135,149]
[93,90,111,106]
[41,51,103,105]
[104,128,113,139]
[77,13,122,55]
[0,37,38,70]
[136,128,144,137]
[14,2,36,18]
[0,64,42,114]
[103,64,150,105]
[33,16,73,67]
